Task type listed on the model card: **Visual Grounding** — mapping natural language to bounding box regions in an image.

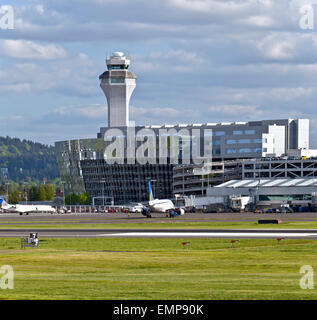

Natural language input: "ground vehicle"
[129,203,144,213]
[57,206,71,214]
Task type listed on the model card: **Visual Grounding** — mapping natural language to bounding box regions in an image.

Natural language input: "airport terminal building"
[173,157,317,197]
[55,52,315,205]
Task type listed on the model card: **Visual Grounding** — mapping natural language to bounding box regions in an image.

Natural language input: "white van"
[129,203,144,213]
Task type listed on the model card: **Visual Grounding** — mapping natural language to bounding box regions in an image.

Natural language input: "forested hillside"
[0,136,60,184]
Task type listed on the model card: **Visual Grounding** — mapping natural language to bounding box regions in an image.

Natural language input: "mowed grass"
[2,220,317,229]
[0,238,316,300]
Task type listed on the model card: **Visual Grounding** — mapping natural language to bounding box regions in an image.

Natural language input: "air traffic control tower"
[99,52,136,127]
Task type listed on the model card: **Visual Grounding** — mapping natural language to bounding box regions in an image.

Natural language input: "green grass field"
[0,237,316,300]
[1,220,317,229]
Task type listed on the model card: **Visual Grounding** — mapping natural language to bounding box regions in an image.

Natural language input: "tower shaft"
[99,52,136,127]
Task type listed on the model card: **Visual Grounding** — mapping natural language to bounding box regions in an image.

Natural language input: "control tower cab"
[99,52,136,127]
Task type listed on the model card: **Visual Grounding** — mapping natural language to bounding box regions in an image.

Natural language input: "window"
[226,149,236,154]
[238,148,251,153]
[109,65,125,70]
[238,139,251,144]
[213,140,221,145]
[215,131,225,136]
[214,149,221,155]
[226,140,236,144]
[253,139,263,143]
[111,77,125,83]
[233,130,243,135]
[254,148,262,153]
[259,194,312,201]
[245,130,255,135]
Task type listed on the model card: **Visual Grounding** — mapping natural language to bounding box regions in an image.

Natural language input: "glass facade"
[259,194,312,201]
[245,130,255,135]
[108,65,128,70]
[238,139,251,144]
[238,148,251,153]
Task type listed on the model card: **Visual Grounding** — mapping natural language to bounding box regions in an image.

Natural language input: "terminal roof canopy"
[216,178,317,188]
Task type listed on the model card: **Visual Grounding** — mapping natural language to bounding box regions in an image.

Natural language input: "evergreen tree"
[65,193,80,205]
[78,192,92,205]
[9,190,21,204]
[0,136,60,184]
[29,186,39,201]
[44,184,55,200]
[38,185,46,201]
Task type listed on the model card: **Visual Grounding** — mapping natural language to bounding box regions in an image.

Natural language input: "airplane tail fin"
[0,197,8,208]
[148,180,154,201]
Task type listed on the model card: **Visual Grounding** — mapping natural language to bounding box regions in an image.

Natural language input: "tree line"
[65,192,92,205]
[0,183,93,205]
[0,183,56,204]
[0,136,60,184]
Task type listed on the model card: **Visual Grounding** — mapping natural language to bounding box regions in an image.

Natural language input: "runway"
[1,212,317,239]
[2,228,317,239]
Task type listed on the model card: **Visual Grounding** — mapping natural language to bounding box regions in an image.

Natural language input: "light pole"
[200,176,204,195]
[5,182,9,203]
[111,187,114,206]
[100,179,105,206]
[23,183,28,205]
[61,181,65,207]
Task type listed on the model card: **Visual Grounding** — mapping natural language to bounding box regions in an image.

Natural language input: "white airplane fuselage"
[148,199,174,213]
[3,203,56,214]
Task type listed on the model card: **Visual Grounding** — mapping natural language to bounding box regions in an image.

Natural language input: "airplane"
[0,198,57,215]
[147,180,175,215]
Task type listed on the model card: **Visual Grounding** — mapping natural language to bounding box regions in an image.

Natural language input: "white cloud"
[256,34,296,60]
[35,5,45,15]
[0,40,67,60]
[242,15,274,27]
[52,104,107,119]
[168,0,252,14]
[270,87,313,101]
[0,83,32,93]
[131,106,182,118]
[209,104,263,118]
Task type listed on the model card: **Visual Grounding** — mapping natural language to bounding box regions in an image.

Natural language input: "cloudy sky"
[1,0,317,146]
